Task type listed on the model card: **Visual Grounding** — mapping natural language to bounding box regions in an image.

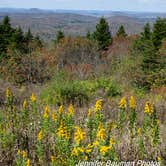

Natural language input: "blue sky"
[0,0,166,12]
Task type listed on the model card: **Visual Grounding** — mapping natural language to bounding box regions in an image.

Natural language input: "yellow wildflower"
[137,128,142,135]
[100,146,110,155]
[58,105,64,114]
[30,93,36,102]
[51,156,56,163]
[87,109,93,117]
[52,111,57,122]
[26,159,30,166]
[6,88,12,98]
[85,144,93,153]
[57,122,69,139]
[23,99,28,109]
[157,156,161,162]
[129,96,136,109]
[22,150,27,158]
[17,149,21,155]
[95,99,103,112]
[157,120,160,125]
[71,147,79,156]
[85,156,88,161]
[144,101,153,114]
[43,105,50,118]
[71,147,84,156]
[74,126,86,144]
[68,104,74,116]
[109,138,115,147]
[93,141,99,147]
[119,97,127,109]
[96,123,106,141]
[37,130,43,141]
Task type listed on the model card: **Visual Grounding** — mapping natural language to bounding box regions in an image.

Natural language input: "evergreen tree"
[116,25,127,37]
[25,28,33,43]
[55,30,64,43]
[152,18,166,50]
[0,16,13,57]
[10,26,25,51]
[141,23,151,40]
[93,17,112,50]
[86,31,92,40]
[2,15,11,27]
[141,40,158,73]
[34,35,43,48]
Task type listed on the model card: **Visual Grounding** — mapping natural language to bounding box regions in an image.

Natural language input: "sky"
[0,0,166,12]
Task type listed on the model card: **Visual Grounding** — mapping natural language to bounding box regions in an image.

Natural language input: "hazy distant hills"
[0,8,166,40]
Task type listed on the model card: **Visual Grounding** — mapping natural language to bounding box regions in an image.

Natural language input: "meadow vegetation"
[0,16,166,165]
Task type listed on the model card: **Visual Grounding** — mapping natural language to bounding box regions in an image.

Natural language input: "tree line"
[0,16,43,61]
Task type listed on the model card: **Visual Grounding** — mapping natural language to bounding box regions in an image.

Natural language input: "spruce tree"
[116,25,127,37]
[55,30,64,43]
[93,17,112,50]
[25,28,33,43]
[152,18,166,50]
[141,23,151,40]
[86,31,92,40]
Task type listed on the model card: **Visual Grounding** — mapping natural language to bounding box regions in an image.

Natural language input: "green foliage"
[152,17,166,50]
[93,17,112,50]
[40,73,121,105]
[0,16,43,61]
[132,19,166,89]
[116,25,127,37]
[54,30,65,44]
[95,77,121,97]
[141,23,151,40]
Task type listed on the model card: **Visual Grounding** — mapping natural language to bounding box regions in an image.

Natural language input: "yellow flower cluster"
[129,96,136,109]
[137,127,142,135]
[52,111,57,122]
[26,159,30,166]
[95,99,103,112]
[43,105,50,118]
[23,99,28,109]
[22,150,27,158]
[71,147,84,156]
[119,97,127,109]
[100,146,111,155]
[6,88,12,98]
[87,109,93,117]
[51,156,56,163]
[144,101,153,114]
[109,138,115,147]
[58,105,64,114]
[97,123,106,141]
[68,104,74,116]
[74,126,86,144]
[57,122,69,139]
[37,130,43,141]
[30,93,36,102]
[85,144,94,154]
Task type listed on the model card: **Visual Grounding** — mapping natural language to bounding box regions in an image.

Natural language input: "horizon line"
[0,7,166,14]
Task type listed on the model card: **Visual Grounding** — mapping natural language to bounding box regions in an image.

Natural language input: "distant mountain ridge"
[0,8,165,40]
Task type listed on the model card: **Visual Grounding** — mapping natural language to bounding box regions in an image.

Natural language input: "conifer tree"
[86,31,92,40]
[152,18,166,50]
[55,30,64,43]
[141,23,151,40]
[116,25,127,37]
[93,17,112,50]
[25,28,33,43]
